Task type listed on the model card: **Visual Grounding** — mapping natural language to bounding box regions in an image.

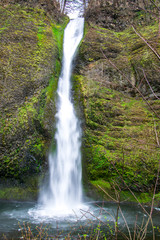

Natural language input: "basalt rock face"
[78,25,160,97]
[82,1,160,96]
[0,4,65,199]
[86,0,154,31]
[75,2,160,202]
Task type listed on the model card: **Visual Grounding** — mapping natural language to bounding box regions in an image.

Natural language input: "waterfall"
[38,1,85,215]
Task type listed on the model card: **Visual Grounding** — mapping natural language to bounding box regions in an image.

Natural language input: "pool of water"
[1,200,160,239]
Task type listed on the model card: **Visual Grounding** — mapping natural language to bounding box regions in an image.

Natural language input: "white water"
[38,1,85,216]
[59,0,88,18]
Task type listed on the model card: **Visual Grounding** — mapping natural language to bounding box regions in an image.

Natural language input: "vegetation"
[73,0,160,206]
[0,0,160,239]
[0,4,67,198]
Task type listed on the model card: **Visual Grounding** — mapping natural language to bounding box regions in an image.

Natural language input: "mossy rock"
[89,179,156,205]
[77,13,160,198]
[73,70,160,195]
[0,4,67,198]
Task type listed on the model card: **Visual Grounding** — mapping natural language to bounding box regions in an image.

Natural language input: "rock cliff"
[75,1,160,203]
[0,3,67,199]
[0,1,160,204]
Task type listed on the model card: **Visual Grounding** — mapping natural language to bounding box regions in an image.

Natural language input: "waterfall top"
[60,0,87,19]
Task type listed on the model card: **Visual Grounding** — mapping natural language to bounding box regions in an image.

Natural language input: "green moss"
[0,176,39,200]
[91,179,153,204]
[91,179,111,189]
[120,191,152,204]
[52,18,69,59]
[74,72,160,195]
[75,19,160,203]
[0,5,66,186]
[0,187,37,200]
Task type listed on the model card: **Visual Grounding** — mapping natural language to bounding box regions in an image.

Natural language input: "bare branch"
[153,117,160,147]
[97,184,118,202]
[132,25,160,61]
[101,49,160,119]
[150,0,160,11]
[119,207,132,240]
[141,68,160,100]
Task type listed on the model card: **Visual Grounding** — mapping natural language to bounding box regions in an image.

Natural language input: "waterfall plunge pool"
[0,200,160,239]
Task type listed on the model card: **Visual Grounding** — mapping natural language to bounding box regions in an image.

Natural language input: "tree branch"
[132,25,160,61]
[101,49,160,119]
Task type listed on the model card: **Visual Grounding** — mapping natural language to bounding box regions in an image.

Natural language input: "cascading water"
[38,0,85,215]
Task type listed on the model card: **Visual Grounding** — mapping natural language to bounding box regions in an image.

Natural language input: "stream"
[0,200,160,239]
